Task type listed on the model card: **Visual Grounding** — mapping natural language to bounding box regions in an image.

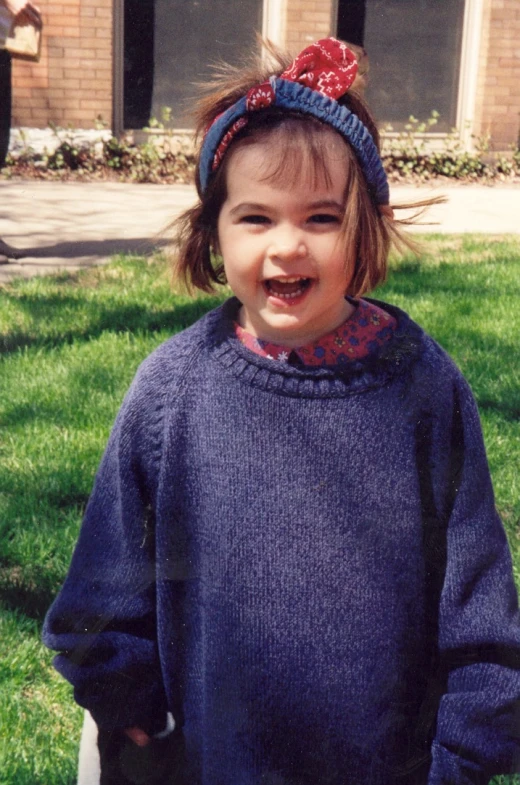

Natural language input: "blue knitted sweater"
[43,297,520,785]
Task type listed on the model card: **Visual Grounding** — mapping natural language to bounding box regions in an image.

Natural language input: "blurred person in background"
[0,0,41,261]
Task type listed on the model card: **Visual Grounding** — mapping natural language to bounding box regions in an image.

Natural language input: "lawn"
[1,237,519,785]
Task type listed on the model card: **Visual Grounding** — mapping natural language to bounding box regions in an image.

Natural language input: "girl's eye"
[241,215,271,225]
[308,214,341,224]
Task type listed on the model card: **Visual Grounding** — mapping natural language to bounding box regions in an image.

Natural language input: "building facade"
[11,0,520,150]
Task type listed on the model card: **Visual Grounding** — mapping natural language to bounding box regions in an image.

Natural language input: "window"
[124,0,263,129]
[336,0,466,132]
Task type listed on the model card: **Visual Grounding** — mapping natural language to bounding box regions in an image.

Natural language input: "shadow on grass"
[383,260,515,299]
[9,237,168,260]
[377,265,520,423]
[0,294,224,354]
[0,488,87,619]
[0,565,63,621]
[478,399,520,422]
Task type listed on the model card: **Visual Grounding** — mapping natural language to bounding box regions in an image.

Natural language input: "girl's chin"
[247,312,324,347]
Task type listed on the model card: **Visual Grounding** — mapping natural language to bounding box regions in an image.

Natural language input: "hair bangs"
[234,115,355,193]
[259,122,335,192]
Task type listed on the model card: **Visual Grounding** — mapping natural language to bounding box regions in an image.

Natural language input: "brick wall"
[285,0,335,52]
[473,0,520,149]
[10,0,520,148]
[11,0,113,129]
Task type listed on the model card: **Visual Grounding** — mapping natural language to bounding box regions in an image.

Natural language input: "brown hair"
[173,41,440,297]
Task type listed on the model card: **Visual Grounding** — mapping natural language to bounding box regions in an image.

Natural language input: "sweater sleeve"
[42,360,169,735]
[427,378,520,784]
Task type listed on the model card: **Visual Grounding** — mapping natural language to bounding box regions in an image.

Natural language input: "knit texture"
[43,297,520,785]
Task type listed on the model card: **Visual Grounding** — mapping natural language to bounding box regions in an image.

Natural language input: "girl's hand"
[5,0,42,28]
[124,726,151,747]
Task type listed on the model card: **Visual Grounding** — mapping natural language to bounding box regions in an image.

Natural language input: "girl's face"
[217,135,354,348]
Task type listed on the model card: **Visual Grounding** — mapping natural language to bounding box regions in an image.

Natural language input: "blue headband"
[199,76,389,205]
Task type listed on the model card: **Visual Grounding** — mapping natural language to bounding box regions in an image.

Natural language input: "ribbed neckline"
[204,297,425,399]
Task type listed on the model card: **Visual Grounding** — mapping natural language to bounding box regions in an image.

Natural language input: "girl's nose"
[267,227,307,261]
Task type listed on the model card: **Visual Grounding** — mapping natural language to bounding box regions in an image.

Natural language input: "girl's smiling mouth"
[263,276,313,302]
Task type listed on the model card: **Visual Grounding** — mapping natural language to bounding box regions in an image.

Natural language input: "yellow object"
[5,21,41,62]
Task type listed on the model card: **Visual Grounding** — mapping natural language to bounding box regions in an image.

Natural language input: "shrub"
[381,111,520,183]
[4,115,196,184]
[3,111,519,184]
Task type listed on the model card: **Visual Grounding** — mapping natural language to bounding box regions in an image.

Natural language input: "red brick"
[59,56,81,68]
[92,51,112,62]
[56,97,80,108]
[79,26,97,37]
[79,99,104,110]
[80,79,103,90]
[46,88,66,99]
[49,36,80,48]
[47,46,65,58]
[11,75,37,88]
[78,59,99,70]
[12,87,32,98]
[30,108,52,120]
[63,109,97,121]
[301,11,330,22]
[77,48,96,58]
[51,14,80,26]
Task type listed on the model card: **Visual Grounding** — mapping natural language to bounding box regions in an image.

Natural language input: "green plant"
[145,105,173,131]
[381,111,519,182]
[3,115,196,184]
[3,112,519,185]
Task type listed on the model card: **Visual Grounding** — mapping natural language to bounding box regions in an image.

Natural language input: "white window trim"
[262,0,286,46]
[456,0,485,151]
[113,0,124,136]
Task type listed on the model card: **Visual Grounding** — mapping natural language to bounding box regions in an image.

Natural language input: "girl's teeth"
[275,288,304,299]
[266,277,310,299]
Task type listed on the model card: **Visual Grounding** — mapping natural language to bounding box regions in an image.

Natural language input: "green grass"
[0,239,519,784]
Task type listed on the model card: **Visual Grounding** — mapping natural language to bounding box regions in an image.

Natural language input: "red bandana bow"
[211,38,358,172]
[280,37,358,98]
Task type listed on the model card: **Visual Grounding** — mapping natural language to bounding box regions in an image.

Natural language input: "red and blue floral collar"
[235,299,396,366]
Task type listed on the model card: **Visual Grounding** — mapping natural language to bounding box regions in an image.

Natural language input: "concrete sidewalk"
[1,180,519,283]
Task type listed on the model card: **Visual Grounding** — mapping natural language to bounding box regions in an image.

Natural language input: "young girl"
[43,38,520,785]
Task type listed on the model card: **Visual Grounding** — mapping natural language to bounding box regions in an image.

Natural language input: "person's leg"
[78,711,101,785]
[0,61,26,263]
[79,711,187,785]
[0,48,12,168]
